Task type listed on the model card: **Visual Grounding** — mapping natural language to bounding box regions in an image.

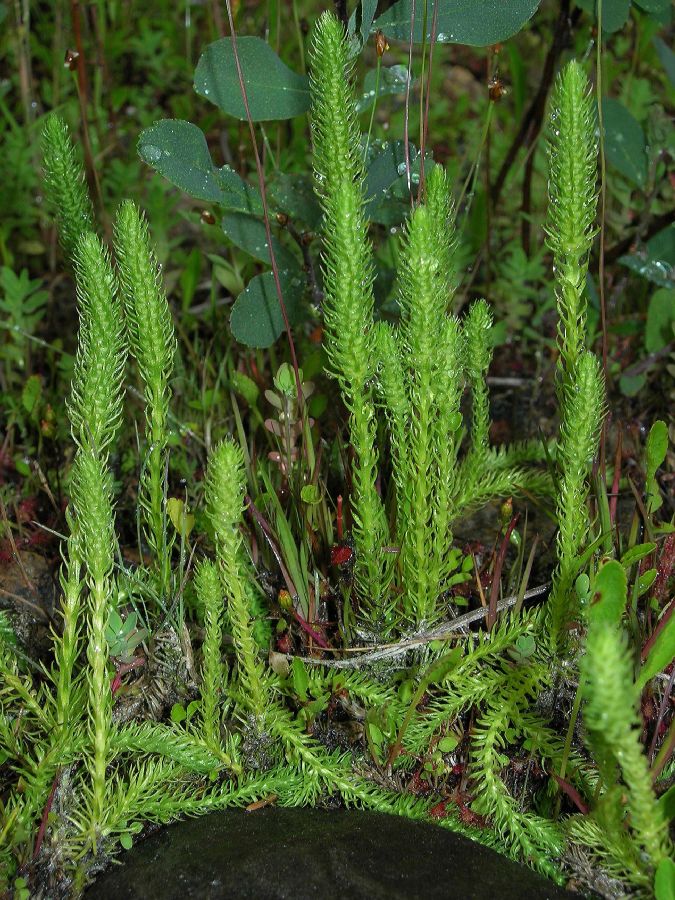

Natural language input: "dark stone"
[91,808,576,899]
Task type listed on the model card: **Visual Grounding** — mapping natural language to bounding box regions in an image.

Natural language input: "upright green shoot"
[41,114,95,264]
[581,562,672,881]
[545,60,604,652]
[195,559,226,753]
[68,232,127,844]
[114,201,177,598]
[204,440,268,721]
[546,61,598,389]
[309,12,389,615]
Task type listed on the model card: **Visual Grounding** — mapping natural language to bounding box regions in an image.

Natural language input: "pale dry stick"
[291,583,550,669]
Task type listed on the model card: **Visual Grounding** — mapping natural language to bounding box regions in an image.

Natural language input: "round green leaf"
[654,857,675,900]
[194,37,310,121]
[645,288,675,354]
[230,270,304,348]
[589,561,627,627]
[653,36,675,86]
[138,120,224,202]
[221,212,297,271]
[602,98,648,188]
[619,224,675,288]
[120,833,133,850]
[635,0,671,12]
[270,174,322,230]
[373,0,541,46]
[356,66,412,113]
[576,0,631,32]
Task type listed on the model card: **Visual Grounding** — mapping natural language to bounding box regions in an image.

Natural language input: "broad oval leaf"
[194,37,310,121]
[138,120,263,212]
[602,98,648,188]
[653,36,675,87]
[270,173,322,230]
[576,0,631,33]
[373,0,541,46]
[619,225,675,288]
[138,120,224,202]
[230,270,304,348]
[356,66,412,113]
[635,0,671,12]
[638,610,675,690]
[645,288,675,353]
[589,560,627,627]
[221,211,297,270]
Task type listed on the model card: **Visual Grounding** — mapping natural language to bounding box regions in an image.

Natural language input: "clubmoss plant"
[204,439,269,721]
[194,559,226,754]
[546,61,598,389]
[576,561,672,887]
[309,12,390,613]
[114,200,177,598]
[544,63,605,652]
[2,22,671,900]
[310,12,552,630]
[41,114,95,263]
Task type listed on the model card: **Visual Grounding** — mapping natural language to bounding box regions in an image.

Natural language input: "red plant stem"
[649,667,674,764]
[552,773,589,815]
[69,0,104,213]
[651,713,675,782]
[418,0,439,202]
[403,0,416,204]
[487,515,520,631]
[244,495,329,648]
[33,769,61,861]
[652,532,675,602]
[641,595,674,663]
[245,494,297,597]
[288,608,329,649]
[336,494,344,542]
[111,656,146,696]
[223,0,303,409]
[608,428,622,525]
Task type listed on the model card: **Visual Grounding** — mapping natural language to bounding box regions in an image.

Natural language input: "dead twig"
[289,583,550,669]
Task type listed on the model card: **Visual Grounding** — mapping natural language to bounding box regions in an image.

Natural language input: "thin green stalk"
[204,439,268,720]
[363,54,381,164]
[310,12,389,614]
[114,200,177,598]
[195,559,226,753]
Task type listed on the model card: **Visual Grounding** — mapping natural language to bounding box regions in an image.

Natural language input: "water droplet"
[141,144,162,162]
[397,162,407,176]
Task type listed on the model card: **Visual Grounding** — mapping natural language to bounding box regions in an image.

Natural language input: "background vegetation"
[0,1,673,897]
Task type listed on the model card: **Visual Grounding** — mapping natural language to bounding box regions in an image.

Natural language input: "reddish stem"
[552,773,589,815]
[403,0,416,204]
[418,0,439,202]
[33,770,61,861]
[111,656,146,696]
[223,0,303,409]
[608,429,622,526]
[641,595,674,664]
[336,494,344,542]
[487,515,520,631]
